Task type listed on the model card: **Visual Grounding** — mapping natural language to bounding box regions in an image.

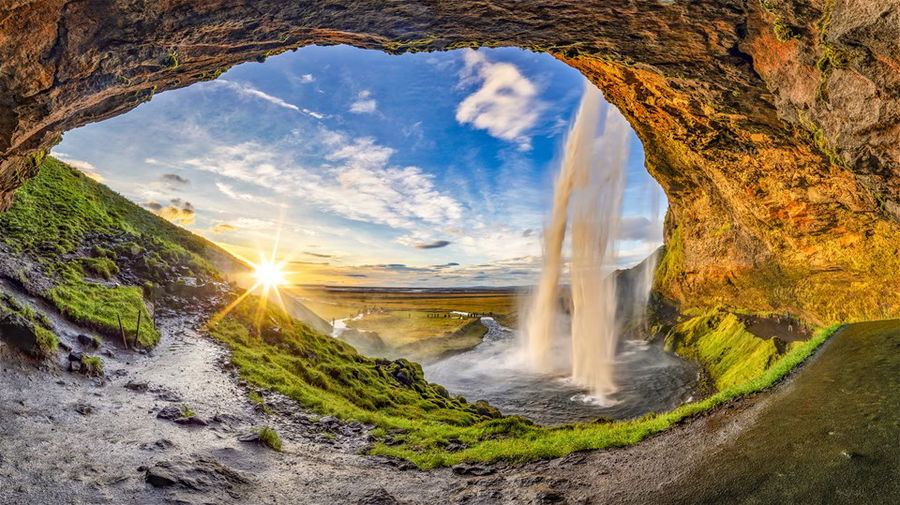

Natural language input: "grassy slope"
[665,309,796,390]
[215,291,842,467]
[0,157,223,345]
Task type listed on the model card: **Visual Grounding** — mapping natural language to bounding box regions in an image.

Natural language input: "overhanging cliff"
[1,0,897,322]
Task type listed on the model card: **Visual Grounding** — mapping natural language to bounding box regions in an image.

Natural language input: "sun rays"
[206,222,301,331]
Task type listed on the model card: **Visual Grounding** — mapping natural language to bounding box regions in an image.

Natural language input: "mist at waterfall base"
[424,86,699,425]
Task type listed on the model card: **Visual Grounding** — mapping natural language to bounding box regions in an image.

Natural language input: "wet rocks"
[140,439,175,451]
[319,416,341,431]
[125,380,149,392]
[145,465,180,487]
[533,490,568,504]
[156,391,182,402]
[76,334,100,349]
[174,416,208,426]
[143,458,250,493]
[237,432,260,444]
[156,405,184,420]
[452,462,496,477]
[67,351,84,372]
[0,314,49,358]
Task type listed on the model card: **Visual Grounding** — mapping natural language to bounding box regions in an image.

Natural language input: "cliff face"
[1,0,897,322]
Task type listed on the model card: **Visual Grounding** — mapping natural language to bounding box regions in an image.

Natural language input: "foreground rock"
[144,457,250,495]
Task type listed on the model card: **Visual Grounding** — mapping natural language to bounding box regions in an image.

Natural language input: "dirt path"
[1,289,896,505]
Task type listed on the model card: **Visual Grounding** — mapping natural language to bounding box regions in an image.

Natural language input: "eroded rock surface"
[0,0,897,321]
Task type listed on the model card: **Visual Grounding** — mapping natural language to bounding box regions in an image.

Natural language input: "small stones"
[125,380,149,392]
[319,416,341,431]
[156,391,182,402]
[73,403,93,416]
[237,432,260,443]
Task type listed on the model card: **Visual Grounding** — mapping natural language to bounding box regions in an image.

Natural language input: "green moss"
[161,51,179,68]
[665,309,781,390]
[654,224,684,294]
[795,111,844,168]
[82,355,104,376]
[773,20,800,42]
[196,67,229,81]
[815,0,855,100]
[49,276,159,346]
[80,256,119,280]
[255,426,283,451]
[384,38,435,53]
[34,326,60,355]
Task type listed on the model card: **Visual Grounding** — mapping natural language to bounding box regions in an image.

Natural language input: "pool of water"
[424,318,701,425]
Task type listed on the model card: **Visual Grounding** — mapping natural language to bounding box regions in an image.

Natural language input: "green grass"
[208,295,497,426]
[255,426,283,451]
[80,256,119,280]
[81,355,104,376]
[179,403,196,418]
[49,274,159,346]
[665,309,784,390]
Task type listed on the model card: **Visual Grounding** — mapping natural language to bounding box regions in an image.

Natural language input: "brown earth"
[0,0,897,322]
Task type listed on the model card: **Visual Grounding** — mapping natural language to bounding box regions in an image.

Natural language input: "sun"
[252,260,287,288]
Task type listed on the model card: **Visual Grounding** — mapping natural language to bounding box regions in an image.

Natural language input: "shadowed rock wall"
[1,0,897,322]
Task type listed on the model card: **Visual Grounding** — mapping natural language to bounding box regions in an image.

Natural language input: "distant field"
[286,286,520,361]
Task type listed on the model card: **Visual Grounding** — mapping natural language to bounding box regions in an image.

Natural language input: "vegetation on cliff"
[0,158,225,347]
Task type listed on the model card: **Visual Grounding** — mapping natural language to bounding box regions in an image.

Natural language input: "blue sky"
[53,45,665,286]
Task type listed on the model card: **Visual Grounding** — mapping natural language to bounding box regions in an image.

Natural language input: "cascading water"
[426,84,699,425]
[524,83,631,399]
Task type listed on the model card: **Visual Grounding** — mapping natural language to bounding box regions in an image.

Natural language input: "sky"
[53,45,665,287]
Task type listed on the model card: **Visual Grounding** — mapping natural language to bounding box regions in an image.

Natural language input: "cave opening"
[49,45,689,424]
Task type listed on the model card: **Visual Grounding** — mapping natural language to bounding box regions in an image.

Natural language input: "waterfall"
[524,83,631,399]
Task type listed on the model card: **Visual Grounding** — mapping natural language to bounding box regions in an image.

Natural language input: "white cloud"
[349,90,377,114]
[455,50,544,150]
[179,129,463,231]
[299,74,315,83]
[212,80,324,119]
[215,181,258,202]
